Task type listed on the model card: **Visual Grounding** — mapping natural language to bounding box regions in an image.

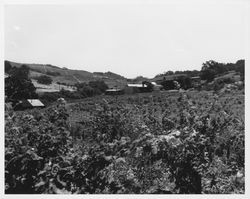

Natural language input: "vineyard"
[5,90,244,194]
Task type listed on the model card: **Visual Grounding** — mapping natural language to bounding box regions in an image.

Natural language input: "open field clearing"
[32,79,76,93]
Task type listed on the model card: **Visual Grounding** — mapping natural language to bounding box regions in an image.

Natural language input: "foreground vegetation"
[5,89,244,194]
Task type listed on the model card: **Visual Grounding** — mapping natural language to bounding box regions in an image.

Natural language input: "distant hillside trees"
[5,64,37,102]
[75,83,96,97]
[130,76,150,83]
[88,80,108,93]
[164,71,174,75]
[200,60,245,82]
[175,70,200,77]
[200,61,222,82]
[75,80,108,96]
[36,75,53,85]
[235,60,245,80]
[155,70,200,79]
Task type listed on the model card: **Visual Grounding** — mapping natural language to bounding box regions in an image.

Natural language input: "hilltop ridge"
[5,60,128,89]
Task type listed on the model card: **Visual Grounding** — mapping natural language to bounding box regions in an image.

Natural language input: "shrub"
[88,80,108,94]
[39,92,61,105]
[36,75,53,85]
[213,77,235,91]
[75,83,97,97]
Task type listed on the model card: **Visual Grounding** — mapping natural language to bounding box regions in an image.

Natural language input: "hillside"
[6,60,128,89]
[127,76,150,83]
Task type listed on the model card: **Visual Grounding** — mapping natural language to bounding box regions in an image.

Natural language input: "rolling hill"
[6,61,128,91]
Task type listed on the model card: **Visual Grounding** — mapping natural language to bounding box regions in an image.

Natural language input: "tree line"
[155,59,244,82]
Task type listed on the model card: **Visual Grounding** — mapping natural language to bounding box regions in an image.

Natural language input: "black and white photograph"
[3,0,248,196]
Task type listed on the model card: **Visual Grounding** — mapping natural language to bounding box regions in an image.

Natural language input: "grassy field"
[31,79,76,93]
[9,60,128,88]
[5,89,244,194]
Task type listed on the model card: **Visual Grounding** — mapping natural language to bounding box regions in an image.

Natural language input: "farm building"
[14,99,45,110]
[105,88,124,95]
[191,76,201,81]
[151,82,163,91]
[124,83,150,94]
[191,76,201,87]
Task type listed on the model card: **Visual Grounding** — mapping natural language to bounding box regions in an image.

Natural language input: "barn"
[124,84,149,94]
[151,82,163,91]
[191,76,201,88]
[14,99,45,110]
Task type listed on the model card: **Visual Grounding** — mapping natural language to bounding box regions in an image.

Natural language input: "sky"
[4,1,248,78]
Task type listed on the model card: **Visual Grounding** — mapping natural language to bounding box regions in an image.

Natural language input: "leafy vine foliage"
[5,91,244,194]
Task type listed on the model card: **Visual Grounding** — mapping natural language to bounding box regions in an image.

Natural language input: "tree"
[200,69,216,82]
[200,60,220,82]
[88,80,108,93]
[164,71,174,75]
[177,76,192,89]
[75,82,95,97]
[4,60,12,74]
[200,60,240,82]
[235,60,245,81]
[160,80,176,90]
[36,75,53,85]
[5,65,37,101]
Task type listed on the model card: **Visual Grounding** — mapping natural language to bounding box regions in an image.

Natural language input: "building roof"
[27,99,44,107]
[106,89,123,92]
[127,84,146,88]
[151,82,162,86]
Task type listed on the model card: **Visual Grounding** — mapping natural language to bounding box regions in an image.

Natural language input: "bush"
[88,80,108,93]
[36,75,53,85]
[39,92,61,105]
[213,77,235,91]
[39,90,84,106]
[75,82,100,97]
